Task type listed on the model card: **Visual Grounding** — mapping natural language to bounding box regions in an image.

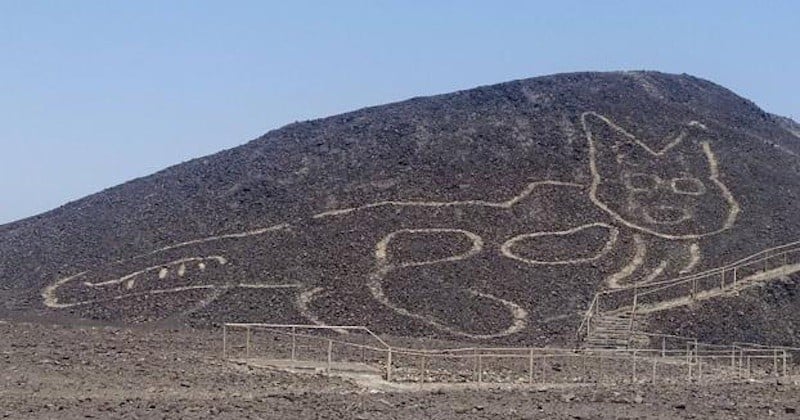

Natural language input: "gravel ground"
[2,319,799,419]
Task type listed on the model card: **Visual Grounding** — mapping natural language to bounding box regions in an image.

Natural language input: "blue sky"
[1,1,798,224]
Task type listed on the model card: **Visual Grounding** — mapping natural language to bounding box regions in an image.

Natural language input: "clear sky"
[1,1,798,224]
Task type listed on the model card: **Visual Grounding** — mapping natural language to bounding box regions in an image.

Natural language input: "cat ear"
[662,122,715,174]
[582,112,641,177]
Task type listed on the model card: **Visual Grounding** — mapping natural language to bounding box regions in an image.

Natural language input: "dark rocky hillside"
[2,71,800,346]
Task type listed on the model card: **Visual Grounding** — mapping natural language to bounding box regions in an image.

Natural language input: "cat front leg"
[367,227,528,339]
[605,237,702,290]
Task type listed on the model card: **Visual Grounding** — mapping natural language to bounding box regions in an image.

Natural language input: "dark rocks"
[1,71,800,348]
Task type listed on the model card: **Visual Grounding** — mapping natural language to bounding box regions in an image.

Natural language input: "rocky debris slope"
[1,71,800,346]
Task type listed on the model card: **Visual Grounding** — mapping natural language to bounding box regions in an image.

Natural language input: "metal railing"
[577,240,800,346]
[222,323,796,386]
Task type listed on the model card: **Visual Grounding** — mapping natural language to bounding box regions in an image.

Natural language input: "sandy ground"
[2,319,799,419]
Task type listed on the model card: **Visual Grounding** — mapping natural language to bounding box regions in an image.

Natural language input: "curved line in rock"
[605,234,646,289]
[679,243,701,274]
[375,228,484,267]
[500,223,619,266]
[296,287,349,335]
[640,260,669,285]
[583,112,739,240]
[44,283,303,309]
[367,269,527,339]
[132,223,291,260]
[42,260,301,309]
[312,181,584,219]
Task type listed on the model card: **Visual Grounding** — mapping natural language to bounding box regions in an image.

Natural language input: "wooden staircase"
[583,310,649,350]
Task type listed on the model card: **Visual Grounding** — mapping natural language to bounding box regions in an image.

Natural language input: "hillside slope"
[2,71,800,346]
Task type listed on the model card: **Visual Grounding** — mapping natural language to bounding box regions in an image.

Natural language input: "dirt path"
[2,319,800,419]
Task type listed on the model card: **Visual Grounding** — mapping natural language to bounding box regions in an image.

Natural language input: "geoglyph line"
[133,223,291,259]
[85,256,228,288]
[367,267,528,339]
[605,234,646,289]
[42,256,301,310]
[633,262,800,315]
[43,283,301,309]
[500,223,619,266]
[375,228,484,267]
[368,227,532,338]
[582,111,741,240]
[679,243,701,274]
[42,111,746,341]
[640,260,668,285]
[296,287,350,335]
[312,181,584,219]
[583,111,690,156]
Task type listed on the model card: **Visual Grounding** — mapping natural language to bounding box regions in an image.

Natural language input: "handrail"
[576,240,800,353]
[224,323,391,349]
[576,293,599,343]
[591,240,800,316]
[599,240,800,298]
[732,342,800,352]
[637,246,800,299]
[222,320,795,387]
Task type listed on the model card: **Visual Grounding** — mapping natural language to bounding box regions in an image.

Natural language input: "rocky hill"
[2,71,800,346]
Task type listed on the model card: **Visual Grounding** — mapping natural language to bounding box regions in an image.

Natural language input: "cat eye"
[623,173,661,192]
[671,177,706,195]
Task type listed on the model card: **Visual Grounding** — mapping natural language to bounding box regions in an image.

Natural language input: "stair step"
[590,335,630,339]
[582,310,650,350]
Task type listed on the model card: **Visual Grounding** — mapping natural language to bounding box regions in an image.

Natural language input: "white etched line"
[605,234,646,289]
[313,181,584,219]
[679,243,702,274]
[583,111,740,240]
[296,287,350,335]
[500,223,619,266]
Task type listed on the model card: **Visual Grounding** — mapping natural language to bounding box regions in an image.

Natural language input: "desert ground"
[2,318,799,419]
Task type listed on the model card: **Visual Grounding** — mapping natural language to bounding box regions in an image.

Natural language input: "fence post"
[290,327,297,361]
[473,349,479,382]
[783,351,788,377]
[733,267,738,288]
[720,268,725,288]
[529,349,534,384]
[598,354,604,384]
[652,358,657,384]
[698,355,702,381]
[774,349,779,377]
[222,324,227,358]
[477,354,483,385]
[327,340,333,374]
[245,327,251,358]
[542,355,547,384]
[631,350,637,383]
[739,349,745,378]
[628,293,638,348]
[419,354,426,387]
[386,349,393,381]
[662,337,666,358]
[694,340,699,381]
[587,311,592,336]
[746,356,751,379]
[596,293,601,315]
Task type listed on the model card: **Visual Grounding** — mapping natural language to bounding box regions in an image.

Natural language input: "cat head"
[581,112,739,240]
